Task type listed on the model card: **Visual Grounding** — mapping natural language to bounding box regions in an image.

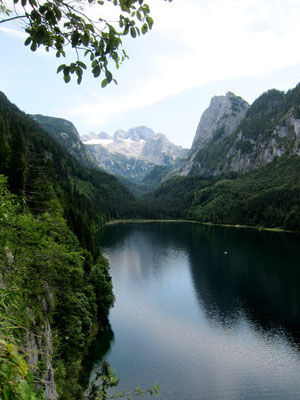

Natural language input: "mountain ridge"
[179,86,300,176]
[82,126,188,170]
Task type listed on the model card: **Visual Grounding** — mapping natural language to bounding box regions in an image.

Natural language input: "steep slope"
[30,114,98,169]
[182,85,300,176]
[192,91,250,148]
[0,91,138,398]
[180,92,249,175]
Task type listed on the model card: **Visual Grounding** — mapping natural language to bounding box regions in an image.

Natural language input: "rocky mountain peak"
[81,131,112,141]
[113,126,155,141]
[82,125,188,182]
[128,126,155,141]
[192,92,249,149]
[113,129,128,140]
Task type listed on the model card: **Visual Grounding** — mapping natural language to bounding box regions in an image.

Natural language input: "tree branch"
[0,14,26,24]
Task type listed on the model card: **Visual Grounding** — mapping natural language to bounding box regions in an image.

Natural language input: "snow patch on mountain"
[81,126,187,165]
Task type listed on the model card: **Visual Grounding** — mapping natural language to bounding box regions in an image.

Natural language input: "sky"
[1,0,300,148]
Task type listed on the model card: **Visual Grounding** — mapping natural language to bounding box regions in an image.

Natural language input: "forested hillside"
[0,91,138,399]
[0,92,139,253]
[147,155,300,231]
[29,114,98,170]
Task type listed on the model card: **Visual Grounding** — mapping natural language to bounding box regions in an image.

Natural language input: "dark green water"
[87,222,300,399]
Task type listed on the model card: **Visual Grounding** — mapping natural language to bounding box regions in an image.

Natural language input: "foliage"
[0,288,42,400]
[0,90,139,256]
[146,155,300,231]
[0,0,171,84]
[84,360,159,400]
[0,173,116,399]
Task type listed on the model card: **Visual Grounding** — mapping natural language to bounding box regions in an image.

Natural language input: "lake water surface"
[87,222,300,399]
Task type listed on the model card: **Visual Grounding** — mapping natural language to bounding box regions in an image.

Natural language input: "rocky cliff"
[192,92,250,148]
[180,85,300,176]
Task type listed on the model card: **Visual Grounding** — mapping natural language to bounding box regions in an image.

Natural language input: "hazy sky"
[1,0,300,148]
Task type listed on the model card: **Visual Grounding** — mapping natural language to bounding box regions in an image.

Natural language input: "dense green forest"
[146,155,300,230]
[0,92,139,399]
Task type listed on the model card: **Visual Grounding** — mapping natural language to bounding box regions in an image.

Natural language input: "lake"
[85,222,300,400]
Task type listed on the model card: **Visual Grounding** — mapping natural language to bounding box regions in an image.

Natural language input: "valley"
[30,83,300,231]
[1,81,300,399]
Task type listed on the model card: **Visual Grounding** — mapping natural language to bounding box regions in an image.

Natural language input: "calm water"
[86,222,300,400]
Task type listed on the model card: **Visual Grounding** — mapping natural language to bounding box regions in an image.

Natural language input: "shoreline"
[102,219,297,235]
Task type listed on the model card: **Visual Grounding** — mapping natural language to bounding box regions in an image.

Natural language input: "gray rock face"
[114,126,154,141]
[180,87,300,177]
[221,114,300,174]
[192,92,250,149]
[179,92,249,176]
[83,126,188,182]
[81,131,112,141]
[141,133,187,165]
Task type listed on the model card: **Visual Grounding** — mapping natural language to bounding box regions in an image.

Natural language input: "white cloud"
[0,26,26,38]
[63,0,300,124]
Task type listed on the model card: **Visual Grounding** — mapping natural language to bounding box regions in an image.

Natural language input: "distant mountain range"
[81,127,188,183]
[31,116,188,186]
[30,83,300,230]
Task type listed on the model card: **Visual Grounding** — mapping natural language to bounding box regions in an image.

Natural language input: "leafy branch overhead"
[0,0,172,85]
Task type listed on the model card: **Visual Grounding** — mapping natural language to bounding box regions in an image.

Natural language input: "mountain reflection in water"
[86,222,300,400]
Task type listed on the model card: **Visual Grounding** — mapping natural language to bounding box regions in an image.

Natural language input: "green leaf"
[93,66,101,77]
[24,37,31,46]
[18,380,32,400]
[106,70,113,83]
[30,42,37,51]
[86,23,95,32]
[69,63,76,73]
[63,74,71,83]
[101,78,108,88]
[146,16,154,29]
[130,27,137,38]
[82,32,90,46]
[45,10,55,23]
[141,23,148,34]
[71,31,80,47]
[77,61,87,69]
